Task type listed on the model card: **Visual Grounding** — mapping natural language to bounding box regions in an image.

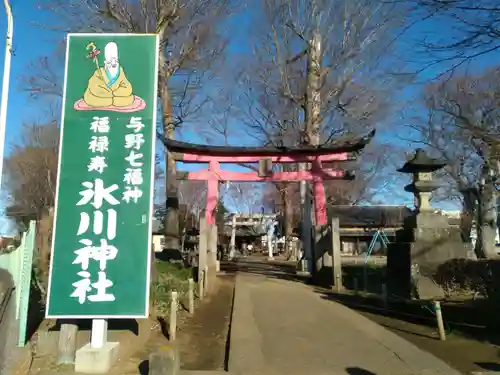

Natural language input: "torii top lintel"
[162,130,375,163]
[162,130,375,226]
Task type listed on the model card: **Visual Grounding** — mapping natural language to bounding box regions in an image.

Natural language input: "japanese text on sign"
[123,117,145,204]
[71,117,118,304]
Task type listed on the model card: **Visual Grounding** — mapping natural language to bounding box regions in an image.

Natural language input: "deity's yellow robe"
[83,67,134,108]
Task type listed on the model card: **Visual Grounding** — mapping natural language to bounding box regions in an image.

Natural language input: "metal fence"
[0,221,36,347]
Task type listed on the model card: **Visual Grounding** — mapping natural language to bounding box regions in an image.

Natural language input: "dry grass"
[150,260,192,319]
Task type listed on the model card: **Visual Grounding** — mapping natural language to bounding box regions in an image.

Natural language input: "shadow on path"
[224,256,309,284]
[317,290,500,374]
[476,362,500,371]
[346,368,377,375]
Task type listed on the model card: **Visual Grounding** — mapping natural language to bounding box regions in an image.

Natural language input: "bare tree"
[224,183,265,214]
[28,0,239,250]
[408,67,500,257]
[3,120,59,286]
[4,120,59,220]
[19,38,66,102]
[407,0,500,73]
[228,0,408,249]
[172,180,207,250]
[238,0,407,145]
[178,180,207,219]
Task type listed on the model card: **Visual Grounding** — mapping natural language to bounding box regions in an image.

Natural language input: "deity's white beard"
[105,64,120,80]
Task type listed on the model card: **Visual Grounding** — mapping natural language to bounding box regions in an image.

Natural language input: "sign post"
[46,33,159,373]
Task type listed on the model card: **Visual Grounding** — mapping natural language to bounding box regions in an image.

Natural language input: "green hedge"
[434,258,500,300]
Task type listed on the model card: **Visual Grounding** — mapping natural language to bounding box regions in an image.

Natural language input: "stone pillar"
[331,218,343,292]
[313,224,331,285]
[303,186,313,274]
[149,345,180,375]
[208,223,218,288]
[267,219,275,260]
[198,217,208,285]
[414,172,433,212]
[208,223,218,266]
[229,215,236,260]
[267,237,274,260]
[312,218,342,289]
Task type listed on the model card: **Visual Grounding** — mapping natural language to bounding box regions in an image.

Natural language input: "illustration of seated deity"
[74,41,146,113]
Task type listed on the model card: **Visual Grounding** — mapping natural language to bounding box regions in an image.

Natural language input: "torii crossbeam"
[162,130,375,226]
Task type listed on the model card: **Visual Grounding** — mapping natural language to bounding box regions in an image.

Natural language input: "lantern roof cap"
[397,148,446,173]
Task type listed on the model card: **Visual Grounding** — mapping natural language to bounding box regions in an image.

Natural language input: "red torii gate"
[162,130,375,226]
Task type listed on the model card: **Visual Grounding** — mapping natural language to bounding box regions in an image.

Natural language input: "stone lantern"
[387,148,471,300]
[397,149,446,213]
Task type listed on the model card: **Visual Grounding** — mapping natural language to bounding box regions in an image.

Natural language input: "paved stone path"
[228,257,463,375]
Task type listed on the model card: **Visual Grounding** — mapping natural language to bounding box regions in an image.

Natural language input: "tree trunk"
[460,188,475,243]
[302,30,322,272]
[479,179,498,258]
[150,246,157,282]
[158,62,180,251]
[37,209,53,290]
[181,229,186,253]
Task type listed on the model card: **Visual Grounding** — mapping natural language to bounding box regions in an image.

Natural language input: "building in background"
[152,218,165,253]
[327,205,413,255]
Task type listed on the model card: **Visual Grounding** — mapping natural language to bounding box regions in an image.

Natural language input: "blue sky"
[0,1,498,233]
[0,1,59,143]
[0,0,56,233]
[0,0,257,233]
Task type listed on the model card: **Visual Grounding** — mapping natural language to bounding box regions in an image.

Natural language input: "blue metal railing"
[364,229,390,264]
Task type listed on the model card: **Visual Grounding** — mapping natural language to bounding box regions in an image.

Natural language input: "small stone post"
[188,278,195,314]
[56,322,78,364]
[433,301,446,341]
[149,345,180,375]
[198,271,204,301]
[169,291,178,341]
[204,264,209,293]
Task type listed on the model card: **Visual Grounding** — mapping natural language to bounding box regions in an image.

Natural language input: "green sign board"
[46,34,159,318]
